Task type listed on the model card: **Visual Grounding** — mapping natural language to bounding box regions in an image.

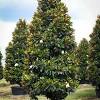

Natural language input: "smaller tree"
[89,15,100,98]
[4,42,14,82]
[0,51,3,79]
[5,19,28,85]
[76,38,89,84]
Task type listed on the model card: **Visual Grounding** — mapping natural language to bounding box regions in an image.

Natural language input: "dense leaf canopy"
[22,0,78,99]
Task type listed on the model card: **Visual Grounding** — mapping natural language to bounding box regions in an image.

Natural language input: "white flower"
[15,63,19,67]
[87,61,89,63]
[40,40,43,43]
[47,28,50,31]
[66,82,70,88]
[30,65,33,69]
[86,55,88,57]
[61,50,64,54]
[36,58,39,61]
[40,77,44,79]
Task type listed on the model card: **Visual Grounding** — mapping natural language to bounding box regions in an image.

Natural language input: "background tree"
[76,38,89,84]
[89,15,100,98]
[0,51,3,79]
[22,0,78,99]
[5,19,28,85]
[5,42,14,82]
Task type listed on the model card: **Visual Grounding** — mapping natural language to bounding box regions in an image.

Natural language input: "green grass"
[66,84,96,100]
[0,79,100,100]
[0,79,9,87]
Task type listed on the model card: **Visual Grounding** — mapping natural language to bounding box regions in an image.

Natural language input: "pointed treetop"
[16,19,27,29]
[90,15,100,38]
[38,0,62,11]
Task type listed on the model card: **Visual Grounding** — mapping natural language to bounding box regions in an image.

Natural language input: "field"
[0,79,100,100]
[67,84,98,100]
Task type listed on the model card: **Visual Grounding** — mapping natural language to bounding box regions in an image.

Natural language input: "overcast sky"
[0,0,100,61]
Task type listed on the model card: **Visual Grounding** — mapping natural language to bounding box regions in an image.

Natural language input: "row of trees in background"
[76,38,89,84]
[0,0,99,99]
[0,51,3,79]
[89,16,100,97]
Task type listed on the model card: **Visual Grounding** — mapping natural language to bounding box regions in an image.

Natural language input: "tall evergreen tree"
[23,0,78,99]
[0,51,3,79]
[76,38,89,83]
[89,15,100,98]
[5,42,13,82]
[5,19,28,85]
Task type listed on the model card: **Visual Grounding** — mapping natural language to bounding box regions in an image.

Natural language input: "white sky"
[0,0,100,63]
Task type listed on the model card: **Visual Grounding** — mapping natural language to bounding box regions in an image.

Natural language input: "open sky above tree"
[0,0,100,63]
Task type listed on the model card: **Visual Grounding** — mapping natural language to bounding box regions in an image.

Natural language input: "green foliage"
[89,15,100,97]
[0,51,3,79]
[4,42,13,82]
[76,38,89,83]
[23,0,78,99]
[5,19,28,85]
[89,16,100,86]
[30,78,67,100]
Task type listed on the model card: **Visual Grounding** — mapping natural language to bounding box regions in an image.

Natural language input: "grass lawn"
[66,84,98,100]
[0,79,100,100]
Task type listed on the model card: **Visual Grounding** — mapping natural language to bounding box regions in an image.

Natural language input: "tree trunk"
[96,85,100,98]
